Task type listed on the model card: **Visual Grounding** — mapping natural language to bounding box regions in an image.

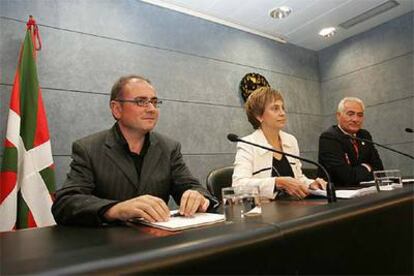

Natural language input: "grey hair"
[337,97,365,113]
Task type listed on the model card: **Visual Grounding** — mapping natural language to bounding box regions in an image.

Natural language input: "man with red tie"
[318,97,384,186]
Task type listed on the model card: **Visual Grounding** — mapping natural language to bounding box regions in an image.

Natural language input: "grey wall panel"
[1,18,320,110]
[363,98,414,145]
[299,151,319,170]
[270,76,321,115]
[319,12,413,81]
[0,86,11,155]
[321,53,413,115]
[42,89,114,155]
[0,19,21,84]
[155,101,247,154]
[0,0,319,81]
[183,154,235,187]
[53,156,72,189]
[285,114,324,153]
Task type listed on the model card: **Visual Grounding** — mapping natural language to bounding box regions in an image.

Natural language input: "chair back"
[206,166,234,202]
[302,168,318,179]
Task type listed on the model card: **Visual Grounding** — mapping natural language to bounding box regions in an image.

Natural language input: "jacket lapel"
[104,128,138,189]
[251,129,273,156]
[279,131,291,152]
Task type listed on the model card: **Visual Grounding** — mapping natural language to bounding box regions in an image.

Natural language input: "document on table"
[310,186,379,199]
[129,210,225,231]
[360,179,414,185]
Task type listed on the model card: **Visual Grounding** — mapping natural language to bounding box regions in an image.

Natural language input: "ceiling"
[141,0,413,51]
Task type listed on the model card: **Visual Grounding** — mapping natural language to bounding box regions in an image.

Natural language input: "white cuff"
[361,163,372,172]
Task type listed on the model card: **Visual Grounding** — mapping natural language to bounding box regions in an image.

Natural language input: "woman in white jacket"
[232,87,326,200]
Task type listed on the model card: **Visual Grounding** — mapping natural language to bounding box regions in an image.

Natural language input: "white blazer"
[232,129,313,199]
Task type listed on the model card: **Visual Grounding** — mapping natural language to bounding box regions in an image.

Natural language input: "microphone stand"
[229,135,337,203]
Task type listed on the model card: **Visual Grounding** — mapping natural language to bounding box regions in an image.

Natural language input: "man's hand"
[275,177,309,200]
[104,195,170,223]
[309,178,327,190]
[179,190,210,216]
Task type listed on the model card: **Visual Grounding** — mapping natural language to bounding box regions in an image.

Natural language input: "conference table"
[1,185,413,275]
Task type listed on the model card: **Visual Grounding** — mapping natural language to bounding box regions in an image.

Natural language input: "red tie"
[351,139,359,159]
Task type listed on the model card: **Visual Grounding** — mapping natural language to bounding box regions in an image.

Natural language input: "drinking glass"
[373,169,402,191]
[222,185,261,222]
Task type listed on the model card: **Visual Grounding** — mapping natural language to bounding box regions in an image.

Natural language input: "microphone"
[405,128,413,133]
[348,135,414,160]
[227,133,337,203]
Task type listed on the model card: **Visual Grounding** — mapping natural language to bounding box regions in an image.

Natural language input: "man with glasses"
[52,75,218,226]
[318,97,383,186]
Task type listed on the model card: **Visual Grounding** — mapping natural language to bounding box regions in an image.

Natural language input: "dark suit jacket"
[318,125,384,187]
[52,125,217,226]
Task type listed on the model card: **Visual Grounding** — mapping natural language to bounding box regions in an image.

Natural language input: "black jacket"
[318,125,384,186]
[52,124,217,226]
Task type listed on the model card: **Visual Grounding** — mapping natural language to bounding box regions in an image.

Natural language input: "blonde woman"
[232,87,326,200]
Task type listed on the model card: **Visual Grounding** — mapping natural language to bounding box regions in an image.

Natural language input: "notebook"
[129,210,225,231]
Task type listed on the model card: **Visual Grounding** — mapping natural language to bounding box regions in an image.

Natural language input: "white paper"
[360,179,413,185]
[310,186,379,199]
[133,210,225,231]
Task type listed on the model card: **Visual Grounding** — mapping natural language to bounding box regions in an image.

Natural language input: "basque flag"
[0,16,56,231]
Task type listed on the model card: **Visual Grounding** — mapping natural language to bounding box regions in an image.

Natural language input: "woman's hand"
[275,177,309,200]
[309,178,327,190]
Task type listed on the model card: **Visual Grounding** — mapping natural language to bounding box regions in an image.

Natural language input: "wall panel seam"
[0,16,318,82]
[322,95,414,117]
[1,84,324,116]
[320,51,413,82]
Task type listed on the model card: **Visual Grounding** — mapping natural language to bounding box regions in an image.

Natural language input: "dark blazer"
[52,125,217,226]
[318,125,384,187]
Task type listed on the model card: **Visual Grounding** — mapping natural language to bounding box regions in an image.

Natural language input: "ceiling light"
[319,27,336,38]
[339,0,400,29]
[269,6,292,19]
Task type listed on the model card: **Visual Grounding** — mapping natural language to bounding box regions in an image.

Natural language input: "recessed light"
[269,6,292,19]
[319,27,336,38]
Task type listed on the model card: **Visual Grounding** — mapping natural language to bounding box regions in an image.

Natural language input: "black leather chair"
[302,167,318,179]
[206,166,234,202]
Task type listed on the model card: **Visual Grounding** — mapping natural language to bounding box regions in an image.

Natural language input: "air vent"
[339,0,400,29]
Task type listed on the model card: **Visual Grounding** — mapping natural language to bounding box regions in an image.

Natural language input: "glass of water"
[373,169,402,191]
[222,185,261,222]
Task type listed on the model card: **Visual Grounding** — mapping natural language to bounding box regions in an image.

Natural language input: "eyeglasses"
[114,98,163,108]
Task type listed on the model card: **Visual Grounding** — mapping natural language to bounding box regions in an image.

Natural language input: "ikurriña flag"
[0,16,56,231]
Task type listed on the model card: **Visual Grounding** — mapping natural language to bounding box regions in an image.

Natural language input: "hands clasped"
[276,177,309,200]
[309,178,327,190]
[104,190,209,223]
[275,177,327,200]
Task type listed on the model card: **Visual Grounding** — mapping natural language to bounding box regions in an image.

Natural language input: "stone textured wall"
[0,0,321,190]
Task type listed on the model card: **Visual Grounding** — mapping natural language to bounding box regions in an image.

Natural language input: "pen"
[170,212,185,217]
[171,212,195,218]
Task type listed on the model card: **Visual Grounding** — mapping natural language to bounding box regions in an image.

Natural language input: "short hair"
[110,75,151,102]
[337,97,365,113]
[245,86,284,129]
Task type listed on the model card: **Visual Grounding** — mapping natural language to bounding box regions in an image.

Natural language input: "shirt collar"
[337,124,357,137]
[114,123,150,156]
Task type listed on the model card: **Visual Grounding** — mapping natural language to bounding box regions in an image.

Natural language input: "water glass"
[373,169,402,191]
[222,185,261,222]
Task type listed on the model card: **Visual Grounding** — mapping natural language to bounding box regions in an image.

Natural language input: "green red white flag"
[0,16,56,231]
